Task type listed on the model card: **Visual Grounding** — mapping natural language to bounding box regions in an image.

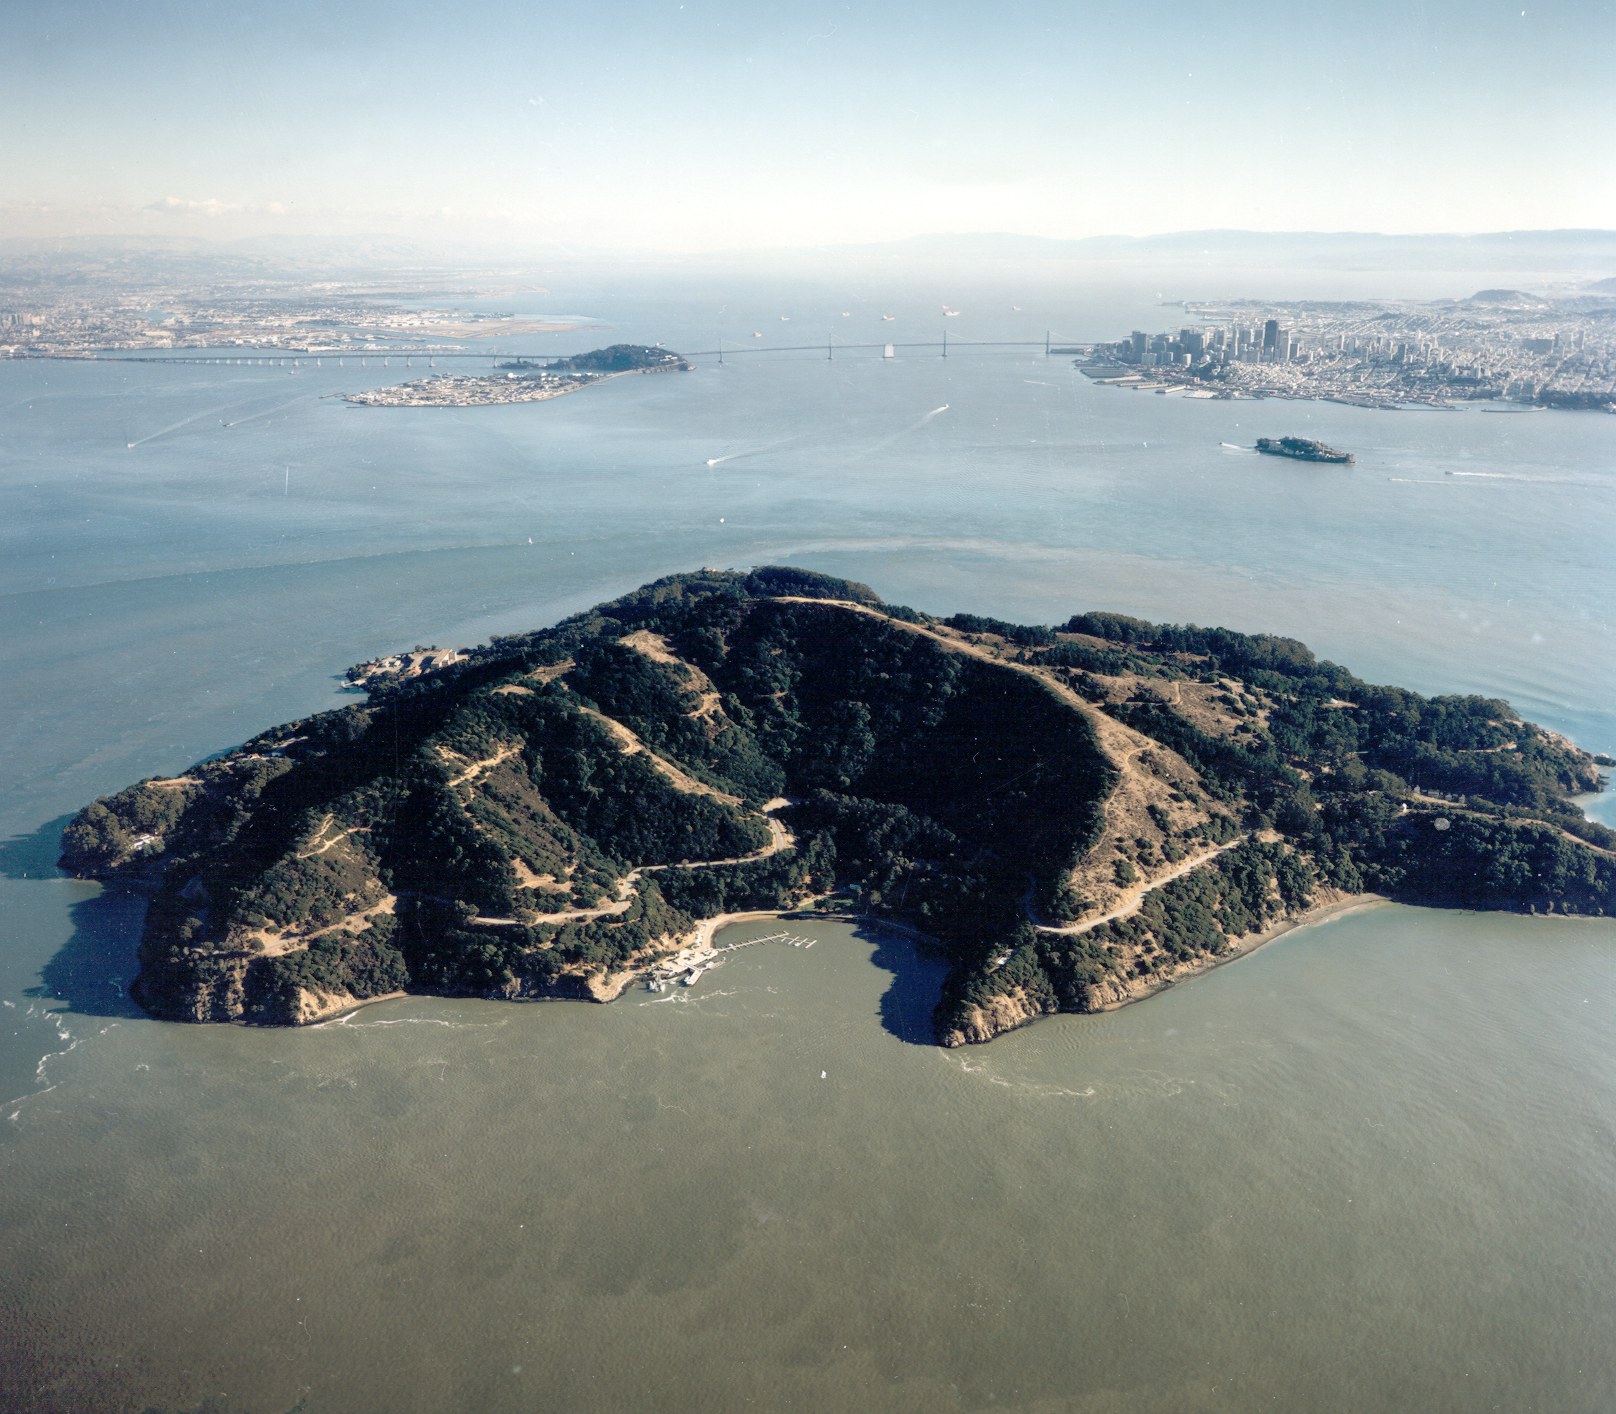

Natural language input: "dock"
[641,929,821,991]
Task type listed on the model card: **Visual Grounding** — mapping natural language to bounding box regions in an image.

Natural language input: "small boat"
[881,314,896,322]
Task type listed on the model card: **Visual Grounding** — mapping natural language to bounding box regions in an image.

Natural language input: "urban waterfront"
[3,272,1615,1412]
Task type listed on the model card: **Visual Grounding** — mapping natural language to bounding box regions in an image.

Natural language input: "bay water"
[2,266,1614,1411]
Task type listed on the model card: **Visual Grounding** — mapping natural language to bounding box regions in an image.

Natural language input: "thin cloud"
[144,196,291,218]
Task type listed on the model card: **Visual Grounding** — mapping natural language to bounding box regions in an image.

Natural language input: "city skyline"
[4,0,1613,253]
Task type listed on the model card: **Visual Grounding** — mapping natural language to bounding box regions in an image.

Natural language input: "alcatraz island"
[62,568,1616,1046]
[344,343,690,407]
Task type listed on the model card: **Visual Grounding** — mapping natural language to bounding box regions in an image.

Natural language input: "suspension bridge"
[24,330,1099,369]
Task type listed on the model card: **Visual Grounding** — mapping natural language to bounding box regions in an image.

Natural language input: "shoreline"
[298,907,936,1023]
[1087,891,1387,1015]
[343,368,635,409]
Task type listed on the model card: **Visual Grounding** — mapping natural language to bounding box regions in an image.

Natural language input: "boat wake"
[221,394,309,430]
[704,433,803,467]
[127,394,269,447]
[853,404,952,460]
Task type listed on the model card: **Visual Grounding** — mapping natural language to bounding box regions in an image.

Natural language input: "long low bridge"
[21,332,1099,368]
[687,333,1098,361]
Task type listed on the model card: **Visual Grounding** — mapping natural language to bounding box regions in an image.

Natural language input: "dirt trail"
[619,631,725,720]
[442,743,520,788]
[579,706,743,806]
[243,894,398,957]
[773,595,1163,794]
[1031,837,1247,936]
[1407,791,1616,860]
[295,814,371,860]
[639,797,795,872]
[473,798,797,928]
[771,596,1220,912]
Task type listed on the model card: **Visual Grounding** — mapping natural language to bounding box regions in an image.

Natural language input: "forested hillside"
[62,567,1613,1043]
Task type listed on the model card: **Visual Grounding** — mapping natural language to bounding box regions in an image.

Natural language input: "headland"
[1084,287,1616,411]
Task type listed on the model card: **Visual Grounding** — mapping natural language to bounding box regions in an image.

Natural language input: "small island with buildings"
[1255,436,1354,464]
[343,343,691,407]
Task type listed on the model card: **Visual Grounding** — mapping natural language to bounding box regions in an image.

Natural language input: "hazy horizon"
[5,0,1612,252]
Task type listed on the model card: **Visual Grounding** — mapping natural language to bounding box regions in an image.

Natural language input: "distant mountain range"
[806,228,1616,274]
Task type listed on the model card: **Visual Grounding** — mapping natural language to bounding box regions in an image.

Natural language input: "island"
[61,567,1615,1046]
[1255,436,1354,464]
[344,343,691,408]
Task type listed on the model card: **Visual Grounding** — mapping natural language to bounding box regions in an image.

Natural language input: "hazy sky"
[4,0,1612,250]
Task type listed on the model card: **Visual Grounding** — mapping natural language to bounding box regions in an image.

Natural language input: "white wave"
[323,1011,497,1030]
[36,1036,81,1081]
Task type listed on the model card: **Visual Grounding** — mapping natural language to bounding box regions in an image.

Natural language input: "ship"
[1254,436,1354,464]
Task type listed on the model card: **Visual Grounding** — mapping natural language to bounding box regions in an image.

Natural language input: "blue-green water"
[2,271,1614,1411]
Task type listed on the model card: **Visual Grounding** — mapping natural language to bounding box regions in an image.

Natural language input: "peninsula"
[61,568,1615,1045]
[1084,287,1616,411]
[344,343,690,407]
